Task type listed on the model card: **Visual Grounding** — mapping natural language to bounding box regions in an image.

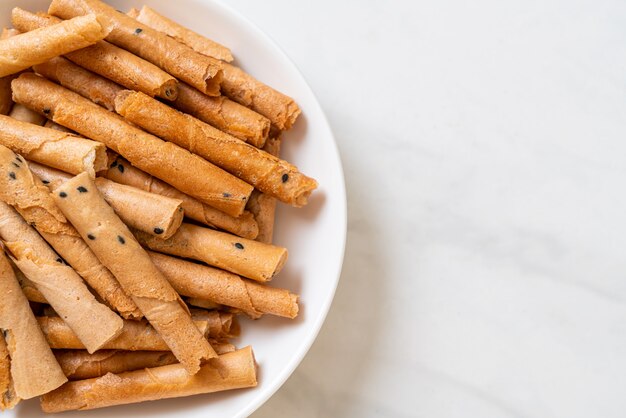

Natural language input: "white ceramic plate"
[0,0,346,416]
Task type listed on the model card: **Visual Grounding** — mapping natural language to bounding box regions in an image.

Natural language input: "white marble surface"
[226,0,626,416]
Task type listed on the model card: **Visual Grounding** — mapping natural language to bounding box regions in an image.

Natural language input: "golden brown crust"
[221,63,301,130]
[136,223,288,283]
[34,56,123,111]
[13,8,178,101]
[115,90,317,207]
[129,6,233,62]
[173,82,270,148]
[0,113,107,177]
[151,251,299,318]
[49,0,223,96]
[0,202,123,353]
[0,14,109,77]
[0,251,67,399]
[12,73,252,216]
[8,103,46,125]
[41,347,257,412]
[105,156,259,239]
[53,173,217,373]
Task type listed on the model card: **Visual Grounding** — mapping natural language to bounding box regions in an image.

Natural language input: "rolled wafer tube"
[34,56,122,111]
[247,135,281,243]
[137,223,287,283]
[0,334,18,410]
[0,14,109,77]
[115,90,317,207]
[8,103,46,125]
[13,74,252,216]
[192,309,239,339]
[41,347,257,412]
[150,252,298,319]
[128,6,233,62]
[0,202,123,353]
[0,150,140,318]
[173,82,270,148]
[38,314,233,350]
[29,162,185,239]
[0,28,18,117]
[54,343,238,381]
[44,119,75,133]
[0,113,107,177]
[105,156,259,239]
[0,250,68,399]
[53,173,217,373]
[13,8,178,101]
[49,0,223,96]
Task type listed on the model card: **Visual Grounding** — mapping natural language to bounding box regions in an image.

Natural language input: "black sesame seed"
[223,192,231,198]
[134,28,143,34]
[234,242,244,250]
[178,207,183,212]
[43,108,50,114]
[8,172,15,180]
[118,164,124,173]
[110,160,118,168]
[117,235,125,244]
[77,186,88,193]
[281,174,289,183]
[42,180,50,185]
[12,162,20,168]
[59,191,67,198]
[87,234,96,240]
[56,258,63,263]
[153,227,164,235]
[15,156,22,163]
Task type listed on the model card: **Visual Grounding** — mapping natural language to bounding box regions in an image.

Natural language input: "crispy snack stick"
[0,250,68,399]
[173,82,270,148]
[49,0,223,96]
[247,135,281,243]
[41,347,257,413]
[0,150,140,318]
[150,252,299,319]
[40,312,235,349]
[29,162,184,239]
[0,113,107,178]
[128,6,233,62]
[0,28,20,116]
[0,334,18,410]
[0,202,123,353]
[53,173,217,373]
[34,56,122,111]
[192,309,239,339]
[12,74,252,216]
[8,103,46,125]
[105,156,259,239]
[115,90,317,207]
[136,223,287,283]
[55,343,236,381]
[12,8,178,101]
[0,14,109,77]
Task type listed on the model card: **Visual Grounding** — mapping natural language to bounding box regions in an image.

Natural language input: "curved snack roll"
[150,251,299,319]
[0,202,123,353]
[0,113,107,177]
[39,313,233,349]
[12,8,178,101]
[173,82,270,148]
[0,149,140,318]
[34,56,123,111]
[0,14,109,77]
[8,103,46,125]
[0,335,18,410]
[105,156,259,239]
[115,90,317,207]
[128,6,233,62]
[53,172,217,373]
[247,135,281,243]
[12,73,252,216]
[49,0,224,96]
[41,347,257,413]
[0,250,68,399]
[136,223,287,283]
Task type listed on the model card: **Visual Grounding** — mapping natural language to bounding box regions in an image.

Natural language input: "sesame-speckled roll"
[49,0,223,96]
[13,8,177,101]
[53,172,217,374]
